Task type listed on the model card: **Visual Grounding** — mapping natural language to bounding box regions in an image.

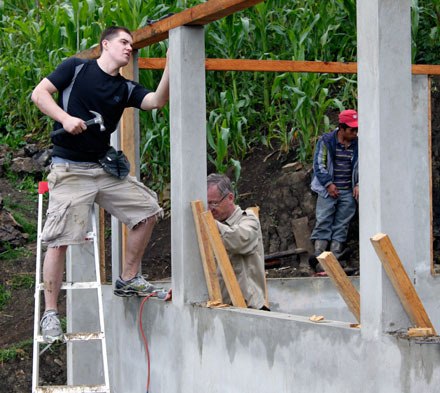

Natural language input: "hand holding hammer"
[50,110,105,137]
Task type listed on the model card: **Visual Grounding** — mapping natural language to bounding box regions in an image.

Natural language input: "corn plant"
[1,0,440,193]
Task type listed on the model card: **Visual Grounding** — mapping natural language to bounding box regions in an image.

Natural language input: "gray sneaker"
[40,310,63,343]
[114,274,164,297]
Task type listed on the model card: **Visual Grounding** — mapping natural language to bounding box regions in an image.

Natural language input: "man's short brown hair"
[100,26,132,51]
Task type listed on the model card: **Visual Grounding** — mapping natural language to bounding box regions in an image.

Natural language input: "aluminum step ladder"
[32,181,110,393]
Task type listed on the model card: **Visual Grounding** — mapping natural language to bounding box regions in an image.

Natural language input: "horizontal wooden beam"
[132,0,263,49]
[76,0,263,58]
[139,58,440,75]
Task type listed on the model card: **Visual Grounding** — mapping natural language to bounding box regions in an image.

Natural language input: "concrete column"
[358,0,413,336]
[169,26,208,305]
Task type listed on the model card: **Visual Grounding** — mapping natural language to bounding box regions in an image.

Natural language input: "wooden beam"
[191,201,222,302]
[76,0,263,58]
[291,216,314,268]
[316,251,360,323]
[201,211,247,308]
[99,207,106,283]
[370,233,436,334]
[132,0,264,49]
[139,58,440,76]
[429,77,434,275]
[119,55,137,270]
[247,206,260,218]
[246,206,270,308]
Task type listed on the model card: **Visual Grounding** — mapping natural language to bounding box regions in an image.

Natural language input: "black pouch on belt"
[98,147,131,179]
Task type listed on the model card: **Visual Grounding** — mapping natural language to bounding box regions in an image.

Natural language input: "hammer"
[50,110,105,137]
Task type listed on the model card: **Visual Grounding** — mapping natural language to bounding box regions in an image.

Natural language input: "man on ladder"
[31,26,170,343]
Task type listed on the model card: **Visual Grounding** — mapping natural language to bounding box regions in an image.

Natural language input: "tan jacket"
[217,206,266,309]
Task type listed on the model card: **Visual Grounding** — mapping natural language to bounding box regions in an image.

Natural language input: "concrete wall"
[102,284,440,393]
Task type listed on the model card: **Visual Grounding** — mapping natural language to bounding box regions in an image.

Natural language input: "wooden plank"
[316,251,360,323]
[265,248,306,260]
[191,201,222,302]
[247,206,260,218]
[99,207,106,283]
[370,233,436,334]
[119,56,137,269]
[408,327,434,337]
[246,206,270,308]
[428,77,434,275]
[132,0,264,49]
[76,0,263,58]
[291,217,314,268]
[201,211,247,308]
[412,64,440,76]
[138,58,440,76]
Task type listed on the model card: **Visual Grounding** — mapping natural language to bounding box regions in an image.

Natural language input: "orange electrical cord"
[139,294,155,393]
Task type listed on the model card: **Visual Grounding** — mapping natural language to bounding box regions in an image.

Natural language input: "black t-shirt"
[47,57,150,161]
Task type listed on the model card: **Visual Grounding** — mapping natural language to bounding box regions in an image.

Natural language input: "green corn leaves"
[0,0,439,193]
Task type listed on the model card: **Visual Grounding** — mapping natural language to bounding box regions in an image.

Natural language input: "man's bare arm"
[31,78,86,134]
[140,53,170,111]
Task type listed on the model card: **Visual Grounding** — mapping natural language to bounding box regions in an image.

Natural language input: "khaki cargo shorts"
[41,163,163,248]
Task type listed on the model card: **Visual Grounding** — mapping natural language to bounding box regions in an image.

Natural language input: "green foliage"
[0,0,439,193]
[10,274,35,289]
[412,0,440,64]
[0,339,33,363]
[0,246,32,261]
[0,284,11,310]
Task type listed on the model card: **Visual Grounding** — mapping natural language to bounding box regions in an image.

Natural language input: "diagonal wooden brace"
[370,233,436,334]
[191,200,222,302]
[317,251,360,323]
[201,210,247,308]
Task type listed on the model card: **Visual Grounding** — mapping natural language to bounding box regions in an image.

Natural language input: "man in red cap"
[309,109,359,273]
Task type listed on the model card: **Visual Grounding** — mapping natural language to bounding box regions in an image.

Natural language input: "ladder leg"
[32,192,44,392]
[33,192,110,392]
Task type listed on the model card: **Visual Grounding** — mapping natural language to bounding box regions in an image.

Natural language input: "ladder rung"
[38,282,100,291]
[36,332,104,343]
[35,384,109,392]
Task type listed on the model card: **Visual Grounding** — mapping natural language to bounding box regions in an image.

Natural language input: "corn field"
[1,0,439,194]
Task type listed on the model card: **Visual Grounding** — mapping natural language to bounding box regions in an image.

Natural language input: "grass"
[0,284,11,311]
[0,246,32,261]
[10,274,35,290]
[0,338,33,363]
[1,177,38,240]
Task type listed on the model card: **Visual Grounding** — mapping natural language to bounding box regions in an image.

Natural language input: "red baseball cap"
[338,109,358,128]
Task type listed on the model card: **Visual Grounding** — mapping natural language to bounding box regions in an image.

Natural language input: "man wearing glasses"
[309,109,359,274]
[207,173,268,310]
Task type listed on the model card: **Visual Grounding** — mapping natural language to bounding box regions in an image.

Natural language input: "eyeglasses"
[208,193,228,208]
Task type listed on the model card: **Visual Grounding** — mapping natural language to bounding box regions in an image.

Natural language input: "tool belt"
[98,147,131,179]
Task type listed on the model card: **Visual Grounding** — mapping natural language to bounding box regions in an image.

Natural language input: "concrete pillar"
[357,0,413,336]
[169,26,208,305]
